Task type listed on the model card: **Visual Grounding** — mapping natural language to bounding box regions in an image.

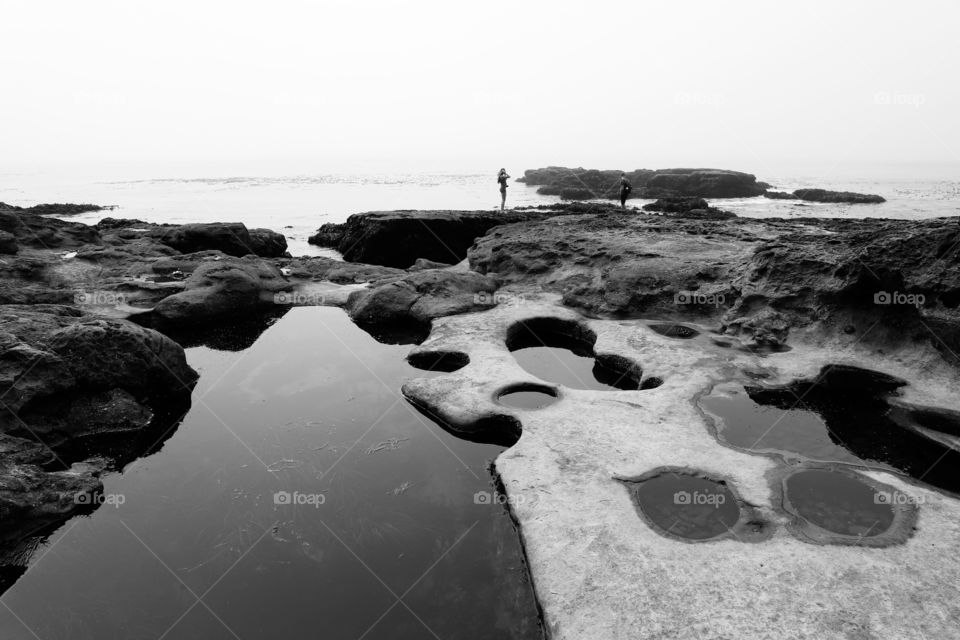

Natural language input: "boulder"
[0,305,197,442]
[248,228,289,257]
[151,256,287,326]
[346,269,499,336]
[157,222,288,257]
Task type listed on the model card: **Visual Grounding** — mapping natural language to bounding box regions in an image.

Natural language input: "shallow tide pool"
[0,307,541,639]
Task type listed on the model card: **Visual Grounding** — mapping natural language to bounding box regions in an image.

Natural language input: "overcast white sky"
[2,0,958,178]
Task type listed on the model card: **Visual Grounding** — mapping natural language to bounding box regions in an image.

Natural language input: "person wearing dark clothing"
[498,168,510,211]
[619,174,632,208]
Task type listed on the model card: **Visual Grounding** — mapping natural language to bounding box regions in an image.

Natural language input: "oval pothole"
[506,318,645,391]
[778,468,919,546]
[496,383,559,410]
[621,471,744,541]
[407,350,469,372]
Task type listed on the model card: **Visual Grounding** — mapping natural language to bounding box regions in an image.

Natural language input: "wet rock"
[0,209,100,249]
[248,228,289,257]
[0,458,106,538]
[0,434,52,466]
[151,257,287,326]
[0,231,17,255]
[157,222,288,258]
[0,305,197,442]
[346,269,498,329]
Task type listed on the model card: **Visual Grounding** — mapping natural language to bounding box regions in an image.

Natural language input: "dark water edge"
[701,366,960,496]
[0,308,543,640]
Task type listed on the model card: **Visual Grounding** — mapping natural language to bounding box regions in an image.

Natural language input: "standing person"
[619,173,632,209]
[497,168,510,211]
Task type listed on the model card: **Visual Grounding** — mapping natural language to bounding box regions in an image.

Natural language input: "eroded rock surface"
[402,299,960,639]
[0,303,197,556]
[468,213,960,355]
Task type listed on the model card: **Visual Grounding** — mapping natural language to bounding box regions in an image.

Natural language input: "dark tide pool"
[700,366,960,495]
[624,473,741,541]
[0,308,541,640]
[784,469,895,537]
[497,387,559,410]
[511,347,613,391]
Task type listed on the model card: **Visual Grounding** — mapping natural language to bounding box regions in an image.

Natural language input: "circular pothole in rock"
[506,317,647,391]
[783,469,894,538]
[406,350,469,372]
[496,384,559,410]
[648,323,699,339]
[623,471,742,541]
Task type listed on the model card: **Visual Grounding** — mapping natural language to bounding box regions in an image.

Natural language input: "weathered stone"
[157,222,288,257]
[151,257,287,325]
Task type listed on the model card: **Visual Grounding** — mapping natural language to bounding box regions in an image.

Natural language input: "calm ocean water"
[3,169,958,256]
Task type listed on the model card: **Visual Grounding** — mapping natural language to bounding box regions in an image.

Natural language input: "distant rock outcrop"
[793,189,886,204]
[0,202,106,216]
[519,167,766,199]
[764,189,885,203]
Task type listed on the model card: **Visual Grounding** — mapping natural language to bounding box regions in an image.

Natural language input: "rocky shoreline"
[1,200,959,636]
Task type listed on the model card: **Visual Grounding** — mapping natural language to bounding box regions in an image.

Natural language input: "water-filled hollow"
[624,472,741,541]
[506,318,643,391]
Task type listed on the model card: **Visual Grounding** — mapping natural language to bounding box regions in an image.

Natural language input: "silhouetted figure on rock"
[498,168,510,211]
[619,174,632,208]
